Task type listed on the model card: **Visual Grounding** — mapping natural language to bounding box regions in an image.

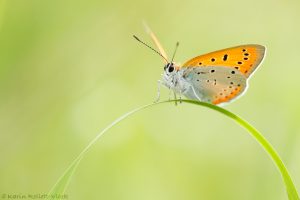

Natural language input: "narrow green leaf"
[47,100,299,200]
[47,103,156,199]
[180,99,299,200]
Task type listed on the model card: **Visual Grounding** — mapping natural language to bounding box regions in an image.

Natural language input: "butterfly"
[134,27,266,105]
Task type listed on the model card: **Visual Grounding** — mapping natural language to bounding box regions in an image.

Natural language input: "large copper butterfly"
[134,26,266,105]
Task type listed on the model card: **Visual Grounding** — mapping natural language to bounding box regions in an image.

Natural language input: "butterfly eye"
[164,63,171,71]
[168,66,174,73]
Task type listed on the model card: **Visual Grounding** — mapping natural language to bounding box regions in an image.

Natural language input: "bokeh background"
[1,0,300,199]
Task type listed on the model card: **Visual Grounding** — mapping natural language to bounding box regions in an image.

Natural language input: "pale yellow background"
[0,0,300,199]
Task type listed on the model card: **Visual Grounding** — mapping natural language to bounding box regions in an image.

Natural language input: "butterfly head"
[164,62,175,74]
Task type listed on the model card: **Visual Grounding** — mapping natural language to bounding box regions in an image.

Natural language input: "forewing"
[144,23,169,64]
[182,45,266,78]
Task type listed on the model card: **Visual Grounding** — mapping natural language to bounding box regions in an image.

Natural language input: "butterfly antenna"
[133,35,169,63]
[171,42,179,63]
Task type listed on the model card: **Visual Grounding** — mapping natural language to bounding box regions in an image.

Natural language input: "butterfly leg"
[154,80,162,103]
[173,91,178,106]
[179,90,182,104]
[191,85,202,102]
[168,87,172,101]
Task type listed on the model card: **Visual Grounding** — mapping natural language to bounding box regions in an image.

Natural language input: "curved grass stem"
[47,100,299,200]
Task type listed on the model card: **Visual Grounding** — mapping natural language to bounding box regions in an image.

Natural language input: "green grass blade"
[47,102,157,199]
[47,99,299,200]
[180,99,299,200]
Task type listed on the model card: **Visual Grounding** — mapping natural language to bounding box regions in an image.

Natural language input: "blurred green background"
[1,0,300,199]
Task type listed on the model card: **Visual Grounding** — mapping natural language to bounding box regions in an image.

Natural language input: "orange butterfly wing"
[181,44,266,78]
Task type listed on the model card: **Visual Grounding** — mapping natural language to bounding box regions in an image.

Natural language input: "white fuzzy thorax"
[162,68,191,96]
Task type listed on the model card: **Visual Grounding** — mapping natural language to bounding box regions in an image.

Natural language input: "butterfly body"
[162,63,248,105]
